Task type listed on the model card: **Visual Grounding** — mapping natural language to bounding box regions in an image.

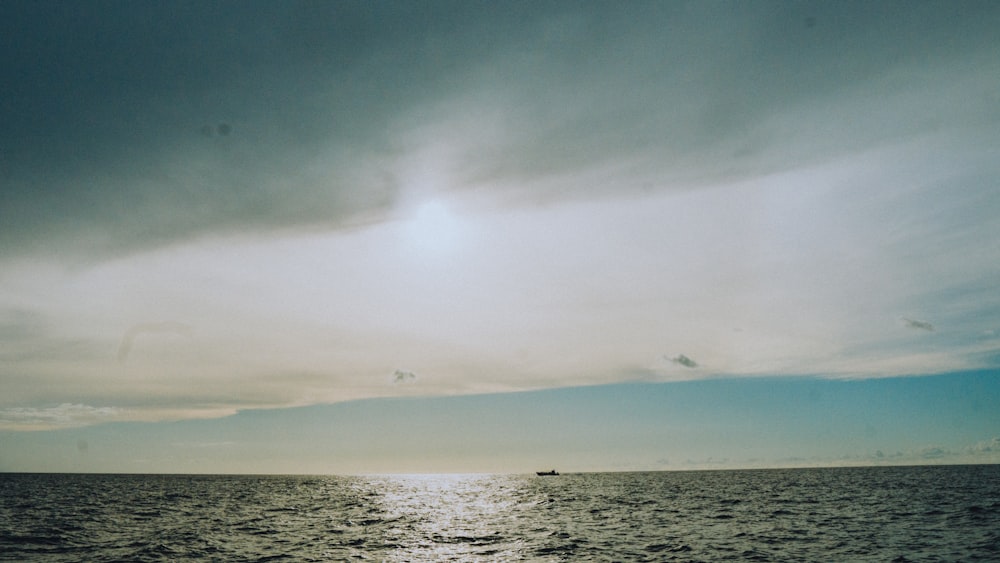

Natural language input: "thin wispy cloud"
[117,322,194,363]
[901,318,935,332]
[170,441,237,449]
[0,404,125,431]
[968,437,1000,454]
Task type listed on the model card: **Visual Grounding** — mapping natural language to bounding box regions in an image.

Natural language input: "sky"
[1,0,999,473]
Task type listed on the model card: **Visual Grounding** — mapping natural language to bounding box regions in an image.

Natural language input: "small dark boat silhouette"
[536,469,559,476]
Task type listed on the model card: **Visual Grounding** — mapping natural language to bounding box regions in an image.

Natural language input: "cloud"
[170,441,237,449]
[968,437,1000,454]
[117,322,193,363]
[0,308,45,342]
[0,2,999,428]
[855,439,1000,465]
[2,2,997,261]
[668,355,699,369]
[918,446,948,460]
[0,404,125,431]
[392,369,418,384]
[901,317,935,332]
[0,307,104,365]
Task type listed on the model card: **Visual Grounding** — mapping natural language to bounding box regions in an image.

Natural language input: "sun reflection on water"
[369,474,533,561]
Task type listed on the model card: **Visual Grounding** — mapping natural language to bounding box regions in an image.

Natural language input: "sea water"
[2,465,998,561]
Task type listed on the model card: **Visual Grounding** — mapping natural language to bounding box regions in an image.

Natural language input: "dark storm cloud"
[0,0,538,258]
[2,1,998,259]
[457,1,1000,194]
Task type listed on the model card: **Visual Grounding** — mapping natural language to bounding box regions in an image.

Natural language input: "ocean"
[2,465,998,562]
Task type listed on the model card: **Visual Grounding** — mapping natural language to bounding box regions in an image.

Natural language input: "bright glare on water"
[373,474,526,561]
[2,466,999,561]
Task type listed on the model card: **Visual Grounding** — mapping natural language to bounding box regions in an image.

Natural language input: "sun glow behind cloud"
[399,200,466,259]
[1,1,999,438]
[4,128,998,431]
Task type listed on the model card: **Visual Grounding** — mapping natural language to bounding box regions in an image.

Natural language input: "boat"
[536,469,559,476]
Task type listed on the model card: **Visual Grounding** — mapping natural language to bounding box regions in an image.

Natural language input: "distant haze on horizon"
[1,1,999,473]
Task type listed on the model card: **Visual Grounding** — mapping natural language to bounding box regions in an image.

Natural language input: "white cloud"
[0,404,126,431]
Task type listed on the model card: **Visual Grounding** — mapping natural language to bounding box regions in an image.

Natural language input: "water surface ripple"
[2,465,998,561]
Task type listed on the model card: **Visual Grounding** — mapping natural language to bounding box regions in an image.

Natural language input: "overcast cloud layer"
[2,1,999,429]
